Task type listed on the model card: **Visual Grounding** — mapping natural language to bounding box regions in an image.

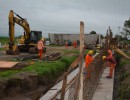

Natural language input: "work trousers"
[109,63,116,77]
[83,66,91,79]
[38,49,43,59]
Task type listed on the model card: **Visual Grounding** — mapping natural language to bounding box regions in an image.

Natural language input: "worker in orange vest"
[37,38,44,59]
[84,50,93,78]
[73,40,77,48]
[65,41,68,48]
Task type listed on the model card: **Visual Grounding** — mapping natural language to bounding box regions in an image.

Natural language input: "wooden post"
[80,21,84,53]
[79,21,84,100]
[61,72,68,100]
[74,21,85,100]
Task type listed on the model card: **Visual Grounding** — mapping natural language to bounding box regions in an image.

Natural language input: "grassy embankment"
[0,56,76,79]
[114,52,130,100]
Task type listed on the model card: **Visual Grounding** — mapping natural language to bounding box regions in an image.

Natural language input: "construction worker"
[73,40,77,48]
[37,38,44,59]
[102,54,116,79]
[84,50,93,78]
[106,49,113,66]
[96,46,100,53]
[65,41,68,48]
[107,49,113,57]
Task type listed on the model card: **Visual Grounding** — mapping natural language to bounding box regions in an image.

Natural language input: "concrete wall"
[48,33,100,45]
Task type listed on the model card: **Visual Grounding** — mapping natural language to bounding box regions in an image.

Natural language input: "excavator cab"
[17,31,46,54]
[28,31,46,54]
[30,31,42,43]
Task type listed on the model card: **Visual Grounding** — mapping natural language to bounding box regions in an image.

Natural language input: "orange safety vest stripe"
[85,54,93,67]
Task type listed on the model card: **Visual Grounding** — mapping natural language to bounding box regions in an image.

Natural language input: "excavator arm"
[13,15,30,40]
[7,10,31,54]
[8,10,31,45]
[8,10,15,44]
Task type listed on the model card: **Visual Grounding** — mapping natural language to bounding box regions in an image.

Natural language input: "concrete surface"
[92,67,114,100]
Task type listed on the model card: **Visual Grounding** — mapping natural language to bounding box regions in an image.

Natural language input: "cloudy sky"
[0,0,130,37]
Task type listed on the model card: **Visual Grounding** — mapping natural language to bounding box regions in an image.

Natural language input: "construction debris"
[43,53,61,61]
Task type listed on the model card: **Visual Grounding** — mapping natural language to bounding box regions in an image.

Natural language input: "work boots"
[106,76,112,79]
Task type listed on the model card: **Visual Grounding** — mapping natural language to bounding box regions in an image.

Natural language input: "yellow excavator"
[6,10,46,55]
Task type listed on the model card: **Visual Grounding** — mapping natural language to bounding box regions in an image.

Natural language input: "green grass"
[0,37,9,45]
[63,49,79,54]
[118,52,130,100]
[119,55,130,68]
[84,49,89,54]
[0,47,6,51]
[0,37,18,45]
[0,56,76,79]
[49,44,61,47]
[0,70,19,78]
[61,49,89,55]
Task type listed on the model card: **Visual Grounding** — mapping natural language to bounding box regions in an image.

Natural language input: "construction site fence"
[68,50,105,100]
[49,48,106,100]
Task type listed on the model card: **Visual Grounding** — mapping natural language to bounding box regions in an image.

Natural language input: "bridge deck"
[92,67,114,100]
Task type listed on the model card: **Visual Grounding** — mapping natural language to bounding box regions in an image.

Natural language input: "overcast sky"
[0,0,130,37]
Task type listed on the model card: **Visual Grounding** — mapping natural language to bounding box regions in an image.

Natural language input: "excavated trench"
[0,65,66,100]
[0,72,65,100]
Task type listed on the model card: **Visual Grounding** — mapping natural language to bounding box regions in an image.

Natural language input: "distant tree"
[121,18,130,37]
[100,34,104,39]
[90,31,96,34]
[124,18,130,28]
[114,34,127,41]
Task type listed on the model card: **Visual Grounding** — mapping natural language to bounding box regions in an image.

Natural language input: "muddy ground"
[0,45,79,100]
[0,46,79,60]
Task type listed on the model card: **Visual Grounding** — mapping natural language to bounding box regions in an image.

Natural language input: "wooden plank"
[0,61,18,68]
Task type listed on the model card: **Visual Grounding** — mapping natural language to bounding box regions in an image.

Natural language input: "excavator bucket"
[6,45,20,55]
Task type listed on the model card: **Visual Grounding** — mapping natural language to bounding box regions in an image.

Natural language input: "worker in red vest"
[102,49,116,78]
[106,49,113,67]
